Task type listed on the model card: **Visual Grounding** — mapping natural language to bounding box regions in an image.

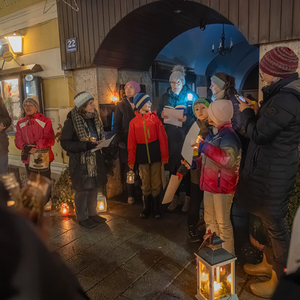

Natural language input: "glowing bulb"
[99,202,104,210]
[187,93,193,101]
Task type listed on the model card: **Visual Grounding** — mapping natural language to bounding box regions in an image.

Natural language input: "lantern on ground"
[61,203,69,216]
[195,232,239,300]
[126,170,135,184]
[97,192,107,212]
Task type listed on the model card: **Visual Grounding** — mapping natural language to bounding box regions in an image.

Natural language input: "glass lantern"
[126,170,135,184]
[61,203,69,216]
[97,192,107,212]
[195,233,239,300]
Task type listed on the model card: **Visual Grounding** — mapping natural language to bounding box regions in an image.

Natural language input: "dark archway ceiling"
[93,1,231,71]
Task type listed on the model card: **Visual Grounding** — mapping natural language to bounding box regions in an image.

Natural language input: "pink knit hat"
[259,47,299,78]
[125,81,141,94]
[207,100,233,126]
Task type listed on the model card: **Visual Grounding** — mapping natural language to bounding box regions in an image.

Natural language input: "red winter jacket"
[128,111,168,166]
[194,122,241,195]
[15,113,55,164]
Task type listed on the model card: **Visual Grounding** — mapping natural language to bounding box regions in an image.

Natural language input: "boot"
[244,253,273,277]
[250,270,278,298]
[188,225,201,243]
[140,195,151,218]
[167,195,178,211]
[182,196,190,213]
[153,195,162,219]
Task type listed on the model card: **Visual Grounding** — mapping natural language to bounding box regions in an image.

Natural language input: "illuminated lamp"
[195,232,238,300]
[61,203,69,216]
[97,192,107,212]
[187,93,194,101]
[6,33,23,54]
[110,91,119,103]
[126,170,135,184]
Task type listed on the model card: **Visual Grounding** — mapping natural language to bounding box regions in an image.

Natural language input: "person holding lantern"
[60,92,107,229]
[158,65,198,213]
[236,46,300,298]
[113,81,141,205]
[183,100,241,255]
[128,93,168,219]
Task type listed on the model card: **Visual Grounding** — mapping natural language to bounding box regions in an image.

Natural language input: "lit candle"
[200,272,209,282]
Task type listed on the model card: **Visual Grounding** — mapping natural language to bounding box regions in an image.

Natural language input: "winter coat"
[15,113,55,164]
[237,74,300,217]
[128,111,168,166]
[0,105,11,156]
[194,122,241,194]
[60,111,107,192]
[113,97,135,163]
[228,95,243,134]
[158,85,198,173]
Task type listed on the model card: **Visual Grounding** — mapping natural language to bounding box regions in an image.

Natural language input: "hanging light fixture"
[212,24,233,56]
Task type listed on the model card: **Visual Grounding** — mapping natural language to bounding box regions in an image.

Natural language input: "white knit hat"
[74,92,94,108]
[207,100,233,126]
[169,65,186,85]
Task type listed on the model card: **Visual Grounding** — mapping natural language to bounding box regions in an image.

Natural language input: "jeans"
[74,188,98,221]
[204,191,234,254]
[139,162,162,197]
[0,153,8,174]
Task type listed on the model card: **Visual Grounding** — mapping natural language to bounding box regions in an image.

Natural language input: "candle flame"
[214,281,221,292]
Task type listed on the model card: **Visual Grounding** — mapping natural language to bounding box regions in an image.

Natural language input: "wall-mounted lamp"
[5,33,23,54]
[110,91,119,104]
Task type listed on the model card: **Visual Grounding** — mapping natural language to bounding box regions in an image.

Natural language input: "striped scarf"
[71,107,104,177]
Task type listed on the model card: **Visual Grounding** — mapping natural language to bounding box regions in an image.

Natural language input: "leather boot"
[244,253,272,277]
[250,269,278,298]
[140,195,151,219]
[153,195,162,219]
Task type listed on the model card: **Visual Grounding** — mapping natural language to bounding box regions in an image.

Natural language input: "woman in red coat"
[15,97,55,180]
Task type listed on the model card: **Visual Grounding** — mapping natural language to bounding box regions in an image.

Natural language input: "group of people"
[0,46,300,299]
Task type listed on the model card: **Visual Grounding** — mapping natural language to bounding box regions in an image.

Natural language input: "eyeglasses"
[170,80,182,86]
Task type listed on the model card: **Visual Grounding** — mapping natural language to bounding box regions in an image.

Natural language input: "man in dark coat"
[113,81,141,204]
[236,47,300,298]
[158,65,198,212]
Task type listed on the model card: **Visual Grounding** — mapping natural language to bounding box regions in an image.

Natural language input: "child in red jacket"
[128,93,168,219]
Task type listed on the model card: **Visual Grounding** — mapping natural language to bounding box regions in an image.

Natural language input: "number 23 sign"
[66,38,78,53]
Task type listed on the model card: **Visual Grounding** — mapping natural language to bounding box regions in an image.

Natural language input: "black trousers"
[187,182,204,226]
[257,212,290,279]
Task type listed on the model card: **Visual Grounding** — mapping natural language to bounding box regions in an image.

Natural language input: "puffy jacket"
[60,111,107,192]
[158,85,198,173]
[194,122,241,194]
[128,111,168,166]
[15,113,55,164]
[237,74,300,217]
[113,97,135,163]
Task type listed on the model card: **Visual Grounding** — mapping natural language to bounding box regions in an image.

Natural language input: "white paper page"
[91,134,116,152]
[162,174,182,204]
[181,121,200,165]
[163,108,183,127]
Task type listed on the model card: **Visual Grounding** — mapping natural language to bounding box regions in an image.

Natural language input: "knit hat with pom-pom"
[169,65,186,85]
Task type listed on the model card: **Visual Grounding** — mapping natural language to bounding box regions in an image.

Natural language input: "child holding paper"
[128,93,169,219]
[184,100,241,254]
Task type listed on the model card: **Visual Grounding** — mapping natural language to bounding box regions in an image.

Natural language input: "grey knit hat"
[74,91,94,108]
[23,96,39,111]
[169,65,186,85]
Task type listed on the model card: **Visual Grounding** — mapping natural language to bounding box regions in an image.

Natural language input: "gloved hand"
[23,144,35,155]
[86,141,97,151]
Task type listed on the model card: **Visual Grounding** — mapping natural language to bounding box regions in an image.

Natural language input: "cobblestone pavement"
[49,197,266,300]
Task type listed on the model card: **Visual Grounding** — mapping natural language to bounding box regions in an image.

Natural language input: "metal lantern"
[195,233,238,300]
[97,192,107,212]
[126,170,135,184]
[61,203,69,216]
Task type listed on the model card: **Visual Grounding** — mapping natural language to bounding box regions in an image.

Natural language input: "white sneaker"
[127,197,135,205]
[167,195,178,211]
[182,196,190,212]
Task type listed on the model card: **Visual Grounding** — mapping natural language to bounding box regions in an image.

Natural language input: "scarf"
[211,90,225,101]
[71,107,104,177]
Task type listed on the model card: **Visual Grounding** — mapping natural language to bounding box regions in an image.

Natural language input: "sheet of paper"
[91,134,116,152]
[162,174,182,204]
[181,121,200,165]
[163,108,183,127]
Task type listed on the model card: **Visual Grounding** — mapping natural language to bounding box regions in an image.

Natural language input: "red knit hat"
[259,47,299,78]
